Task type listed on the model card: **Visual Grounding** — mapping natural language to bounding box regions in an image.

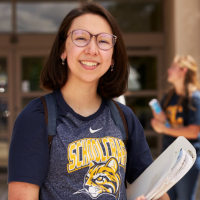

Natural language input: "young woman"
[151,55,200,200]
[8,2,169,200]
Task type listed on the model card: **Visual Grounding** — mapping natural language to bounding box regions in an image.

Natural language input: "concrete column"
[175,0,200,71]
[165,0,200,82]
[163,0,176,89]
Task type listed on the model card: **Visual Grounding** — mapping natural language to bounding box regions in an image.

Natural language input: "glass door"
[125,50,163,158]
[0,51,12,176]
[16,49,48,116]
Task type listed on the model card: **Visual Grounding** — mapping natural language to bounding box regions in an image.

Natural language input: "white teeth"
[81,61,98,66]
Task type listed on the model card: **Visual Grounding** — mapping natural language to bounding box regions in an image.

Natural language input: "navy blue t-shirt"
[161,90,200,156]
[8,90,153,199]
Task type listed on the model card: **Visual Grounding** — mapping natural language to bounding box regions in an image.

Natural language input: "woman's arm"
[8,182,39,200]
[8,99,49,195]
[151,118,200,139]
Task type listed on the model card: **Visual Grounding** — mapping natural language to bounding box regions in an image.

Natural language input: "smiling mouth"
[80,61,99,67]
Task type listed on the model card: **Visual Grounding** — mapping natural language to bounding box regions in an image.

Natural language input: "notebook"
[126,136,196,200]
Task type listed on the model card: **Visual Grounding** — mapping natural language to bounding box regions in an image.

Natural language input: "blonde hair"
[163,54,200,110]
[173,55,198,72]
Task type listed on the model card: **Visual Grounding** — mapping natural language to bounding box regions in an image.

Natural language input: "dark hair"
[40,2,129,98]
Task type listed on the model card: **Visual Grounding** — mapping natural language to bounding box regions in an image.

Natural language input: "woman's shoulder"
[192,89,200,98]
[18,97,44,117]
[191,90,200,109]
[15,97,45,131]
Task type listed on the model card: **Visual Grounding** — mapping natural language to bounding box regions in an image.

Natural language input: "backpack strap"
[106,99,129,188]
[40,93,58,150]
[106,99,129,145]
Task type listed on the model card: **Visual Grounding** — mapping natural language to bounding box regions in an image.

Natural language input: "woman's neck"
[172,79,185,95]
[61,79,102,117]
[174,85,185,96]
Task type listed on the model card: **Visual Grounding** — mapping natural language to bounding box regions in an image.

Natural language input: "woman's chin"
[167,77,173,83]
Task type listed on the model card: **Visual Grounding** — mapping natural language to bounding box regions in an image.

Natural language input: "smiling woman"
[8,2,169,200]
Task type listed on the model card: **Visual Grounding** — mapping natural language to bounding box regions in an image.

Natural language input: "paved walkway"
[1,179,200,200]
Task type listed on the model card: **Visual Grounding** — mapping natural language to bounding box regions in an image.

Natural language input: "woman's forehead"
[69,14,113,35]
[171,62,180,68]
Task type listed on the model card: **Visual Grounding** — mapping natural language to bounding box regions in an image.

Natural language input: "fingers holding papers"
[135,195,146,200]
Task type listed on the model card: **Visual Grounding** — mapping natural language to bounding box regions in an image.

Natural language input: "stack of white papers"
[126,136,196,200]
[145,149,193,200]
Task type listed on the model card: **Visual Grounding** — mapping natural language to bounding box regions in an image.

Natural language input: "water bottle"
[149,99,171,127]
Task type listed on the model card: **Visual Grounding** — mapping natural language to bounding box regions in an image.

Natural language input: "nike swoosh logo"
[90,127,103,133]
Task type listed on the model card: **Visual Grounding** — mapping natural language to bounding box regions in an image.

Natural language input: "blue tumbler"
[149,99,171,127]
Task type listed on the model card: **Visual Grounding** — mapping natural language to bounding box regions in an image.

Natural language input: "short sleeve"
[117,103,153,184]
[8,98,49,186]
[188,91,200,125]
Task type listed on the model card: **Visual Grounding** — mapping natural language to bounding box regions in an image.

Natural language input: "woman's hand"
[135,193,169,200]
[152,110,166,123]
[151,118,167,133]
[135,195,146,200]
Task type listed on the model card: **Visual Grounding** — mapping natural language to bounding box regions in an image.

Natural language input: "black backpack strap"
[107,99,129,188]
[40,93,58,150]
[111,100,129,145]
[106,99,129,145]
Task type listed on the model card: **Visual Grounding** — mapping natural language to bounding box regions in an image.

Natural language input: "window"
[21,57,45,92]
[0,3,11,33]
[128,56,157,90]
[16,2,79,33]
[126,96,154,130]
[125,54,161,157]
[0,58,8,93]
[99,0,163,32]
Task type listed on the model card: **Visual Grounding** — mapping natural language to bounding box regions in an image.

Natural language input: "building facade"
[0,0,200,178]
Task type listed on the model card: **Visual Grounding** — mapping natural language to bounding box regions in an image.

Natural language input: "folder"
[126,136,196,200]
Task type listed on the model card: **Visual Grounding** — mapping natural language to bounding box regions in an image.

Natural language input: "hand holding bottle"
[149,99,171,127]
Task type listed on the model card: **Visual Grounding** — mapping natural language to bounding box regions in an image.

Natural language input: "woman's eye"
[76,37,86,41]
[99,40,109,44]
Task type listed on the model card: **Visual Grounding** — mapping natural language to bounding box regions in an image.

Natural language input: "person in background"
[151,54,200,200]
[8,2,169,200]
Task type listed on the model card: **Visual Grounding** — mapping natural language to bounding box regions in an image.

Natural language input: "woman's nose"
[84,36,99,55]
[167,67,172,74]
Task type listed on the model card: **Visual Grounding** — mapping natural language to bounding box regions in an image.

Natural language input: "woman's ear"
[183,67,188,74]
[60,52,67,60]
[111,59,114,66]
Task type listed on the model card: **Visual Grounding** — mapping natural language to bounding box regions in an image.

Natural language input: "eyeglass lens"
[72,30,115,50]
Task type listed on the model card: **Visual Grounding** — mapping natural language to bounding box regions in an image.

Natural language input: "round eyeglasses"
[66,29,117,51]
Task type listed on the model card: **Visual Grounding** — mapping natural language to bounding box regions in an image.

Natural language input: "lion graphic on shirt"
[73,157,121,199]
